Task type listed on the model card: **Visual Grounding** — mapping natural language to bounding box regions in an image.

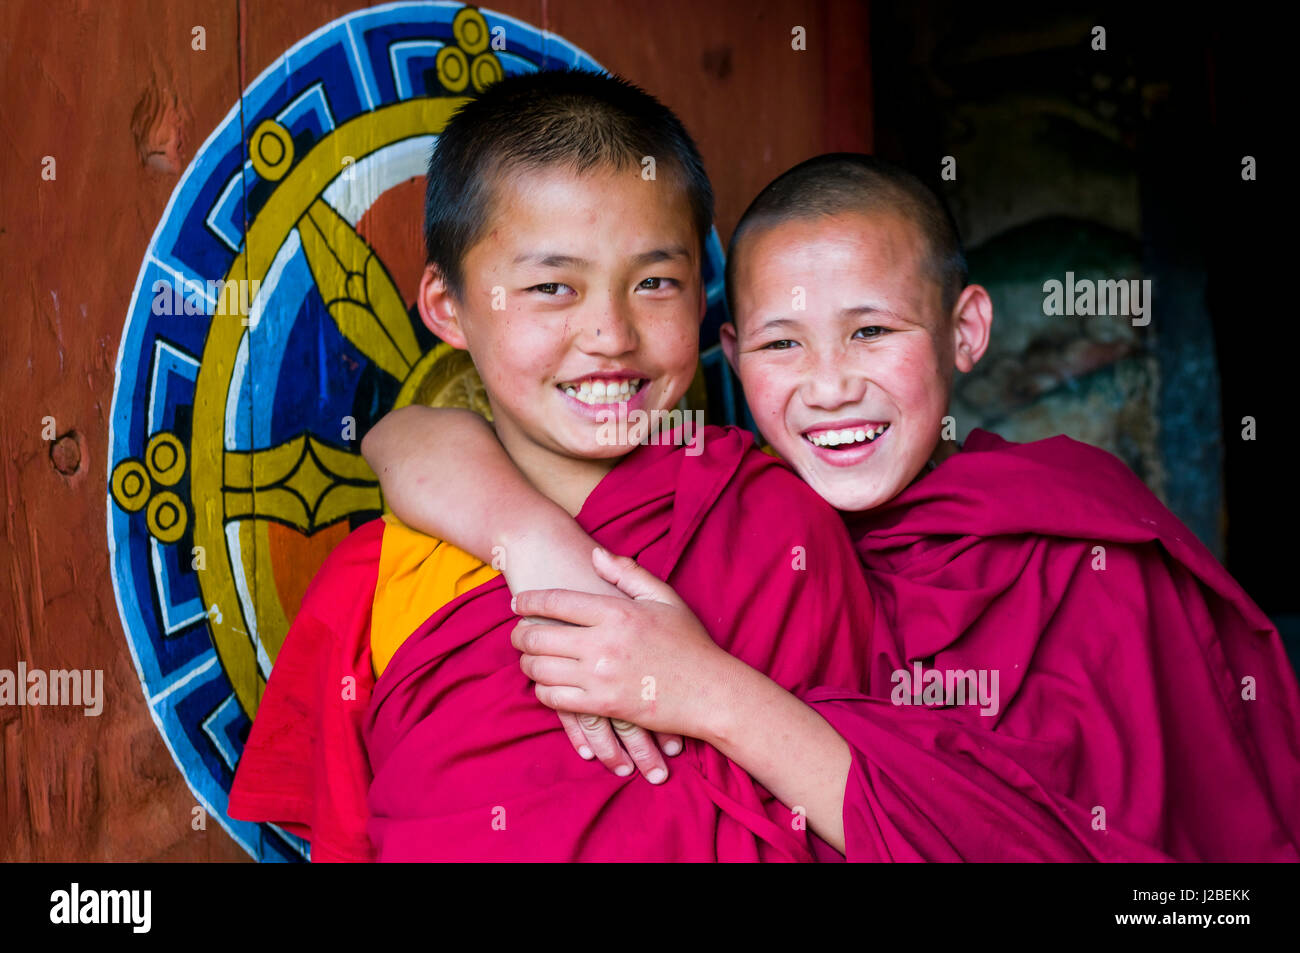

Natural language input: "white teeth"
[560,379,643,405]
[806,423,889,448]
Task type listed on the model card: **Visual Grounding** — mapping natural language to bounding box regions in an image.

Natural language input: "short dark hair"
[425,69,714,298]
[725,153,968,318]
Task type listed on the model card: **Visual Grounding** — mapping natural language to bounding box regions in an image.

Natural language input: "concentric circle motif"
[108,2,729,860]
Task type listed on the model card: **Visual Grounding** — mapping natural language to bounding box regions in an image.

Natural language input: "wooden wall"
[0,1,871,860]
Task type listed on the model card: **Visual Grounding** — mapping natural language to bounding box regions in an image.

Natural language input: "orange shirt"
[369,514,500,677]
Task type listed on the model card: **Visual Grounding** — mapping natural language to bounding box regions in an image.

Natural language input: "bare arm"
[706,660,849,852]
[361,406,619,597]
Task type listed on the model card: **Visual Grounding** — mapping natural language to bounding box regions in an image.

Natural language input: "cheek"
[475,316,560,386]
[738,361,791,422]
[883,344,943,410]
[643,308,701,373]
[664,327,699,374]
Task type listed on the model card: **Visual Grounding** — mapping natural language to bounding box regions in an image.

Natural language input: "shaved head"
[725,153,967,320]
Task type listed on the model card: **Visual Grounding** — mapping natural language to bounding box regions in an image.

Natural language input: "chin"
[791,458,898,513]
[810,478,882,512]
[825,486,894,513]
[559,434,638,460]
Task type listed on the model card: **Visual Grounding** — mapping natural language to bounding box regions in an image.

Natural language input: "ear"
[720,321,740,372]
[951,284,993,373]
[418,263,469,349]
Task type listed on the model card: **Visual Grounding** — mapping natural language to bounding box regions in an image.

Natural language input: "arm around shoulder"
[361,405,617,596]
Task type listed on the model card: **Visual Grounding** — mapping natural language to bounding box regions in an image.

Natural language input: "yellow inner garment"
[370,513,500,677]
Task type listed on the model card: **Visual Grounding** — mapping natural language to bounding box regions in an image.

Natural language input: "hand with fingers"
[513,588,685,784]
[551,709,682,784]
[511,546,739,779]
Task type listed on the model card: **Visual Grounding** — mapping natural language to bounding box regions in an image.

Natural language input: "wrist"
[697,652,768,753]
[495,507,617,597]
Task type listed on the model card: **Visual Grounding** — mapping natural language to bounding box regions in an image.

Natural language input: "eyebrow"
[839,304,903,320]
[750,304,911,336]
[753,317,803,334]
[513,252,590,268]
[631,245,692,266]
[512,245,692,268]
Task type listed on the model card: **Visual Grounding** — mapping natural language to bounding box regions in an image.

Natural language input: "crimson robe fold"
[808,429,1300,862]
[364,426,871,860]
[231,425,873,861]
[227,519,383,862]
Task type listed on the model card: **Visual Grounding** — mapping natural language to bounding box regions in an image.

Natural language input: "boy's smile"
[557,369,649,417]
[724,209,986,512]
[419,164,703,510]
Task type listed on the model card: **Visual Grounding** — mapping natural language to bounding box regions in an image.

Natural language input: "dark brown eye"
[528,282,573,296]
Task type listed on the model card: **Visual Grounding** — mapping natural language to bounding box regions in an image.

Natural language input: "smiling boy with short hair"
[229,72,872,861]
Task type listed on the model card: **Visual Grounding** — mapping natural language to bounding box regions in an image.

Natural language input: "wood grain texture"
[1,0,249,861]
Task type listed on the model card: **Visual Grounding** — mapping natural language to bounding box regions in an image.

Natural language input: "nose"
[801,349,867,410]
[578,291,639,356]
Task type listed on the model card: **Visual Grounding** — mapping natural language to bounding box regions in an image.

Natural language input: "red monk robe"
[230,425,872,861]
[806,429,1300,862]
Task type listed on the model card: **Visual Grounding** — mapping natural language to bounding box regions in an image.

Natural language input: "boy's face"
[428,164,703,470]
[724,210,961,512]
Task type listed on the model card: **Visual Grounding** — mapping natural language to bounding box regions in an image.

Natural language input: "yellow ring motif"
[437,46,470,92]
[145,431,186,486]
[249,120,295,182]
[453,8,491,55]
[471,53,504,93]
[111,459,152,512]
[147,491,188,544]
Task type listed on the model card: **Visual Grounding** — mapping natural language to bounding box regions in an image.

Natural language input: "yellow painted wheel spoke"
[298,197,421,381]
[224,434,380,535]
[191,97,467,719]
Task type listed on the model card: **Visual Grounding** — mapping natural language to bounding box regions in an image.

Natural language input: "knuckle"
[610,718,638,736]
